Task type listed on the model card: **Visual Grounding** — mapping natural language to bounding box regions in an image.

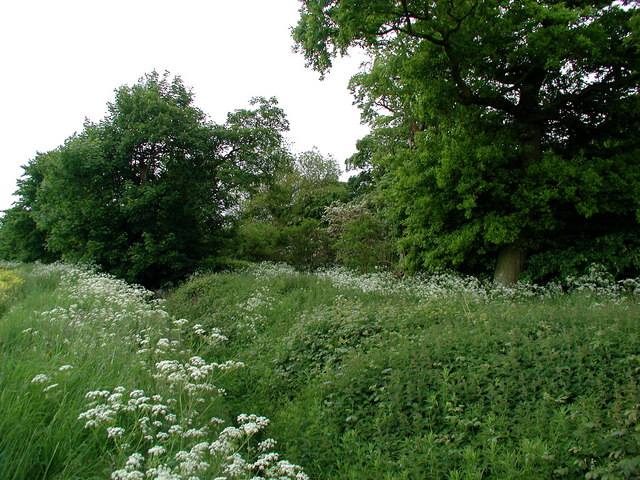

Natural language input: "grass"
[0,263,307,480]
[1,261,639,479]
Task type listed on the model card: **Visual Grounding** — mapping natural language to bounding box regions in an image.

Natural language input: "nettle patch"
[168,262,640,480]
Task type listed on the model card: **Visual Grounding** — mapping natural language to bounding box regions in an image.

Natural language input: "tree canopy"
[0,72,290,287]
[294,0,640,282]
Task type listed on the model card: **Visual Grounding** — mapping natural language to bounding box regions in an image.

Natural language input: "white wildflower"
[108,392,124,403]
[165,413,177,423]
[107,427,125,438]
[224,453,249,477]
[86,390,110,400]
[31,374,50,384]
[168,424,183,435]
[147,445,166,456]
[258,438,277,452]
[189,356,206,366]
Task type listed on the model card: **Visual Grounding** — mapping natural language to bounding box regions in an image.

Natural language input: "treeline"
[2,1,640,287]
[0,72,394,287]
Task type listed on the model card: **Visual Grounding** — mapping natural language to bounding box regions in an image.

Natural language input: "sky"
[0,0,370,212]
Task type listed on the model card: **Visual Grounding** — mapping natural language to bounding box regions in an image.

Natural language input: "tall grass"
[0,263,307,480]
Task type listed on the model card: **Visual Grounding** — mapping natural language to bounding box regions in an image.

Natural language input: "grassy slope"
[166,265,640,480]
[0,264,306,480]
[1,262,638,479]
[0,264,144,479]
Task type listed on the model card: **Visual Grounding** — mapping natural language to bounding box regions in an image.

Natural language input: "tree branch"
[443,43,518,114]
[546,70,640,114]
[441,0,479,42]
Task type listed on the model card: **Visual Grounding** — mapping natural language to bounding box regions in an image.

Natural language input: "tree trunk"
[493,243,526,286]
[492,114,543,285]
[140,164,149,185]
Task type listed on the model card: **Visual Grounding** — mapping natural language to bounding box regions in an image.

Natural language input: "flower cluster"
[232,287,276,334]
[16,263,309,480]
[78,384,217,441]
[566,263,640,300]
[153,356,243,394]
[30,364,75,393]
[313,264,638,303]
[111,414,308,480]
[245,262,297,279]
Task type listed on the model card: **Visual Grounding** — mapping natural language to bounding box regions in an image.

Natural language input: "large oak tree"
[294,0,640,283]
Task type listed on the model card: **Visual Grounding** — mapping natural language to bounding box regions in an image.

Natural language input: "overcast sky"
[0,0,369,212]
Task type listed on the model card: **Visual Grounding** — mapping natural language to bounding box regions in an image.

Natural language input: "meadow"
[1,262,639,479]
[0,262,307,480]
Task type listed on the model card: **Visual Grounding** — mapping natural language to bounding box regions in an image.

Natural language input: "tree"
[293,0,640,283]
[1,72,290,287]
[0,153,58,263]
[322,195,398,271]
[234,148,349,267]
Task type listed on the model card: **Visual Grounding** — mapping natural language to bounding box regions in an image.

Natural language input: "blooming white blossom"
[258,438,277,452]
[148,445,166,456]
[107,427,125,438]
[31,374,50,384]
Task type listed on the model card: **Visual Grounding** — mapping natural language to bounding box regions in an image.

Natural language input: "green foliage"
[381,104,640,279]
[231,145,402,272]
[322,195,398,271]
[234,149,349,269]
[0,157,59,264]
[0,72,290,287]
[294,0,640,282]
[166,264,640,479]
[0,206,54,264]
[295,148,341,184]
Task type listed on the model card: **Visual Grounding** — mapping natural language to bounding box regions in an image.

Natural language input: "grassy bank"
[166,264,640,480]
[2,261,639,479]
[0,263,306,480]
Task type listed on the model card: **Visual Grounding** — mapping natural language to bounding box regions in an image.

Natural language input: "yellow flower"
[0,268,24,299]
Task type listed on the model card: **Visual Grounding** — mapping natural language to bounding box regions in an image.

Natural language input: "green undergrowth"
[166,264,640,480]
[2,261,639,479]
